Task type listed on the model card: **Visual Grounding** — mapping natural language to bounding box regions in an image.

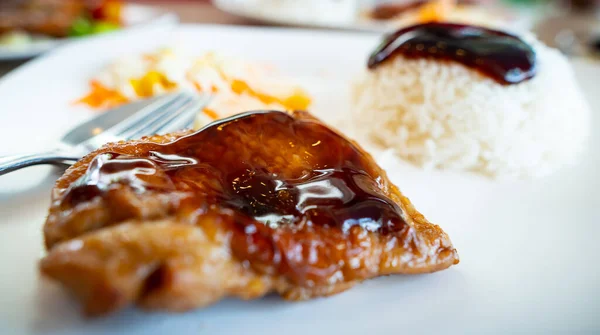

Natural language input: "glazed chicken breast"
[40,110,459,316]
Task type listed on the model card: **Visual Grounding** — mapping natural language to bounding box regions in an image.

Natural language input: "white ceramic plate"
[0,25,599,334]
[0,4,179,61]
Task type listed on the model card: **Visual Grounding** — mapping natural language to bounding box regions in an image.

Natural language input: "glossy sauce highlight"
[368,22,536,85]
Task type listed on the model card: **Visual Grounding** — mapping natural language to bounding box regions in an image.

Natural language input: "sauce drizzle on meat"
[59,111,414,285]
[62,111,406,235]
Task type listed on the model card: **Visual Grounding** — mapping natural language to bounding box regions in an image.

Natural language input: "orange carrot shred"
[203,108,218,119]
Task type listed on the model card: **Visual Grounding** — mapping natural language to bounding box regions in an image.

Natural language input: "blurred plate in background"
[212,0,534,32]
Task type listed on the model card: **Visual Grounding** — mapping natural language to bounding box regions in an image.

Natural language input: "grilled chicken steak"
[41,110,459,316]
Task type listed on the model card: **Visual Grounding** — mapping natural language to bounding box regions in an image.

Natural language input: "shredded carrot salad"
[77,49,311,127]
[77,80,127,109]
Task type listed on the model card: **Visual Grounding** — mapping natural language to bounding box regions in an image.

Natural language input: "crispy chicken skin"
[41,111,458,316]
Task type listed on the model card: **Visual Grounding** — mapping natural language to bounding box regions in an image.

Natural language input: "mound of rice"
[351,36,591,179]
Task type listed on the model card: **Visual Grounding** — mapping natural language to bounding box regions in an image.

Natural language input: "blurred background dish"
[0,0,123,39]
[2,0,600,63]
[0,0,178,60]
[360,0,533,31]
[212,0,534,32]
[212,0,367,29]
[212,0,600,57]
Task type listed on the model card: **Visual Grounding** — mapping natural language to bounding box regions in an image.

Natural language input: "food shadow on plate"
[32,278,182,334]
[0,164,64,192]
[31,277,291,332]
[0,167,63,222]
[30,288,293,334]
[31,279,84,333]
[31,269,467,333]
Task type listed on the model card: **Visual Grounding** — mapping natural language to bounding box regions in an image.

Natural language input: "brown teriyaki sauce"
[60,111,411,284]
[368,22,537,85]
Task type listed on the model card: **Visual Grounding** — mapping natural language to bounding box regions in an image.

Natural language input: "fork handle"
[0,151,81,176]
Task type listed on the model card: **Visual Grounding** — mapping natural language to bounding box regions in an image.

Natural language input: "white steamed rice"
[351,36,591,179]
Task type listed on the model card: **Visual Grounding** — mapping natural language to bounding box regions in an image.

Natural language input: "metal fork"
[0,92,209,176]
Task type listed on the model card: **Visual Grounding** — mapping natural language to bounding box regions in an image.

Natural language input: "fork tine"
[106,92,186,137]
[79,93,189,150]
[120,94,197,140]
[151,95,211,135]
